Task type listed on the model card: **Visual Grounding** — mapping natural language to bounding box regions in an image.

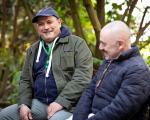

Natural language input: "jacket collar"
[59,25,71,38]
[114,46,140,62]
[30,41,40,55]
[103,46,140,63]
[56,37,69,44]
[56,25,71,44]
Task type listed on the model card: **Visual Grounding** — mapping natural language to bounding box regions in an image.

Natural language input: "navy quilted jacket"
[73,46,150,120]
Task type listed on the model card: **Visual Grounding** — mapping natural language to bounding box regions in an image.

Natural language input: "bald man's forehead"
[100,28,116,38]
[101,21,131,35]
[100,30,117,43]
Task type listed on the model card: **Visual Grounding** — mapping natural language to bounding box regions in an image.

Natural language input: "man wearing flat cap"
[0,7,93,120]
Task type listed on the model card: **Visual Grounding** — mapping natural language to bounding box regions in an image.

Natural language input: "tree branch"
[83,0,101,57]
[134,6,150,45]
[68,0,86,40]
[122,0,132,21]
[126,0,138,25]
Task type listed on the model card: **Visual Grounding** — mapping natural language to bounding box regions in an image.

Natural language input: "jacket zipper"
[96,60,112,88]
[45,77,49,103]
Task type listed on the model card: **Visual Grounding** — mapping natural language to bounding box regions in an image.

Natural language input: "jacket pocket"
[60,52,75,71]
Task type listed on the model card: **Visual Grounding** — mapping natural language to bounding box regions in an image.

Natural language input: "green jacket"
[18,35,93,112]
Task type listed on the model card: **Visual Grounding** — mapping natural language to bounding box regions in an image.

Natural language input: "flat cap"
[32,7,59,23]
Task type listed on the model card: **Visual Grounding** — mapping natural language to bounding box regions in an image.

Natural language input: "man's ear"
[58,18,62,28]
[118,40,124,50]
[34,24,39,33]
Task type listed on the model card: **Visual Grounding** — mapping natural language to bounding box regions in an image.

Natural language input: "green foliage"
[93,57,102,66]
[146,56,150,66]
[6,71,21,104]
[140,40,150,66]
[0,48,23,104]
[0,48,13,65]
[93,57,102,75]
[78,3,96,46]
[106,2,126,22]
[1,0,150,104]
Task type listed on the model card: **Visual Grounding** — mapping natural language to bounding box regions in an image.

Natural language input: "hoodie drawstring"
[36,37,59,77]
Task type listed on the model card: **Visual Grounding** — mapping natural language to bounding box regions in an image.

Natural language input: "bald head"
[101,21,131,45]
[100,21,131,50]
[99,21,132,60]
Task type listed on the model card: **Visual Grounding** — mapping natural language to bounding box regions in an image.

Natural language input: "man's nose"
[44,24,49,29]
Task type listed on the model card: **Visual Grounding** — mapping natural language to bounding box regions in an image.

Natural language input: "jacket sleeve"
[87,65,150,120]
[18,48,33,108]
[72,72,99,120]
[55,37,93,111]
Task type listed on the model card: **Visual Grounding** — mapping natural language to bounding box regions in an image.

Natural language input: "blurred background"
[0,0,150,108]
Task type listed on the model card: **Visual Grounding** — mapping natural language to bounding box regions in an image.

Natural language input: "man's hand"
[47,102,63,119]
[19,104,32,120]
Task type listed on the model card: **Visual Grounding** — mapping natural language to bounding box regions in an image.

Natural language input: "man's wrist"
[18,104,29,111]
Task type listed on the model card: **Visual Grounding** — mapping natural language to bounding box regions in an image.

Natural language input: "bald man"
[72,21,150,120]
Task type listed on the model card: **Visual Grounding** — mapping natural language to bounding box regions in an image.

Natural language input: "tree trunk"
[96,0,105,27]
[1,0,7,47]
[11,0,20,54]
[83,0,102,58]
[21,0,37,39]
[21,0,34,22]
[126,0,138,25]
[68,0,86,41]
[0,66,10,98]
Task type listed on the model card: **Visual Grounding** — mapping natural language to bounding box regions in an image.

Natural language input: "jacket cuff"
[17,104,31,112]
[55,96,71,110]
[18,98,32,108]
